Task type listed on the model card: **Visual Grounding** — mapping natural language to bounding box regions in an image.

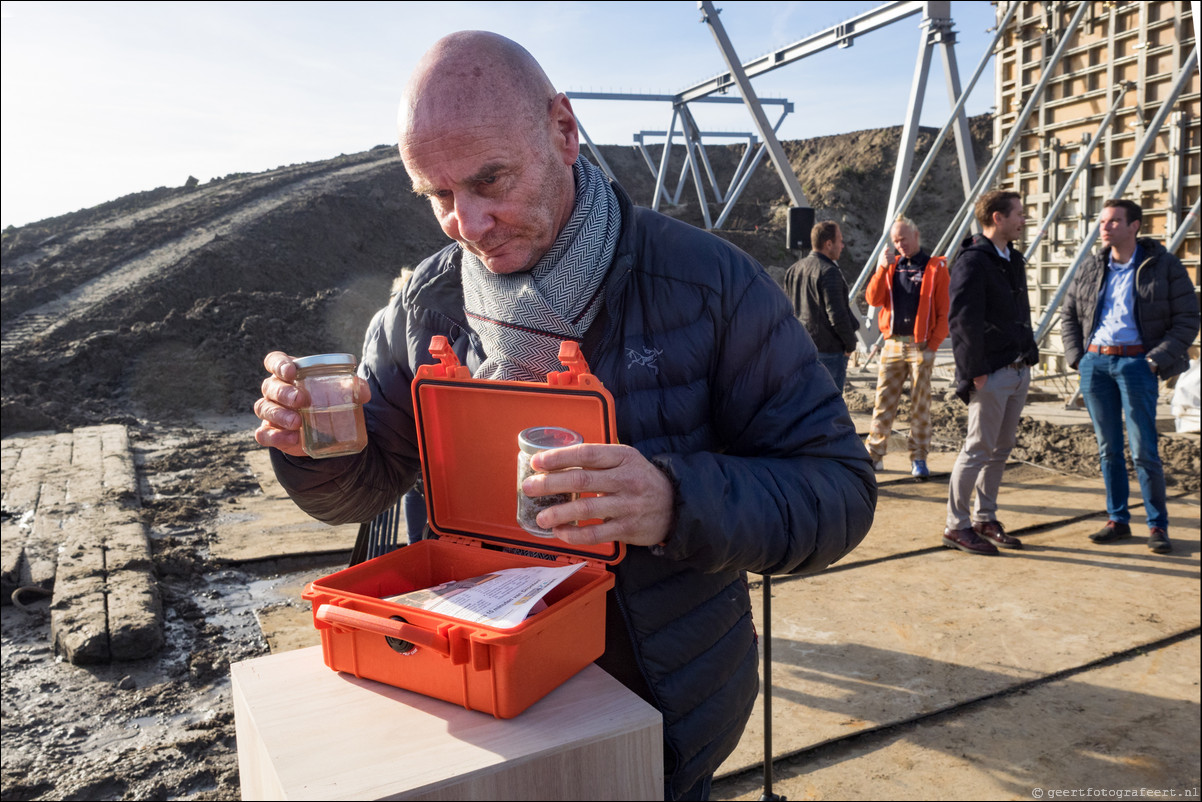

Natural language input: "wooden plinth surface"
[232,646,662,800]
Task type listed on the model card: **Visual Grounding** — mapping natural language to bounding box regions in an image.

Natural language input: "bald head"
[400,31,556,149]
[395,31,581,274]
[890,217,921,259]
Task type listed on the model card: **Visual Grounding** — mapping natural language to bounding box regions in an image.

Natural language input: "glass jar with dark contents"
[517,426,582,537]
[293,353,368,459]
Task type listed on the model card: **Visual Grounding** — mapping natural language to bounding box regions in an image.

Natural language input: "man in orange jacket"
[864,216,950,479]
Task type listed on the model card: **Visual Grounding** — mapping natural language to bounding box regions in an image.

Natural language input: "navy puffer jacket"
[1061,237,1199,379]
[948,234,1039,402]
[271,182,876,798]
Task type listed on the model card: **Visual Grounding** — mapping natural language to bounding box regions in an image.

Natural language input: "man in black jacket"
[1061,199,1199,555]
[943,190,1039,555]
[783,220,859,391]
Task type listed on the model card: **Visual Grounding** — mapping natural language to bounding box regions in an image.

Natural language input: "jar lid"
[293,353,357,370]
[518,426,583,454]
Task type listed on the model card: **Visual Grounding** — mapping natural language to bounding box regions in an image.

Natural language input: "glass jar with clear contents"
[293,353,368,459]
[517,426,582,537]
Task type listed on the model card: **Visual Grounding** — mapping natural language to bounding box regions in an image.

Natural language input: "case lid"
[411,337,624,565]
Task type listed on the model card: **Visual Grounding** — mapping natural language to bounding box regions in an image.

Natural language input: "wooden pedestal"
[231,646,663,800]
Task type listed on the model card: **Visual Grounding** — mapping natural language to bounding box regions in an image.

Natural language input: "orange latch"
[546,342,601,388]
[417,335,471,380]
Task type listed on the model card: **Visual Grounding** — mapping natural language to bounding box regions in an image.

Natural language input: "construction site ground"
[1,368,1198,801]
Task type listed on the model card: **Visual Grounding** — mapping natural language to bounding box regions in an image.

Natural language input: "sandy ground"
[715,637,1200,800]
[3,379,1198,800]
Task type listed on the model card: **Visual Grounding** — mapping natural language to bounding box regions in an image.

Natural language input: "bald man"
[254,31,875,800]
[864,216,949,480]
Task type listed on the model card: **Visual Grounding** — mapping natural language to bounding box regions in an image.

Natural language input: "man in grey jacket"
[253,31,875,800]
[783,220,859,391]
[1061,199,1199,555]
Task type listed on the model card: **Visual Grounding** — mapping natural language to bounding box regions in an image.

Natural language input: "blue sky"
[0,1,999,228]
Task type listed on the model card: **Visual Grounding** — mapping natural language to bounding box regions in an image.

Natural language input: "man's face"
[401,98,576,275]
[890,223,920,259]
[1099,206,1139,254]
[821,227,844,261]
[994,198,1026,243]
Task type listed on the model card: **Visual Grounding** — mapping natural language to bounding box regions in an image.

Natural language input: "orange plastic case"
[303,337,624,718]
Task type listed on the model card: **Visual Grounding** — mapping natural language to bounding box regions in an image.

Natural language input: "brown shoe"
[1090,520,1132,543]
[1148,528,1172,554]
[942,528,999,556]
[973,520,1022,549]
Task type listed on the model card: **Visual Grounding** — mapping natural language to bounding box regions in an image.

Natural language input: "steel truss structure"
[569,92,793,231]
[571,0,983,247]
[572,1,1199,381]
[571,0,987,350]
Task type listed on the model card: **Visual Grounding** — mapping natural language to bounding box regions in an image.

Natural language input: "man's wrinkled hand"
[254,351,306,456]
[520,444,674,549]
[252,351,372,457]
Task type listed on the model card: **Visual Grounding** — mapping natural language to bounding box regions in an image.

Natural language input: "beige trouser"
[946,363,1030,531]
[866,339,935,462]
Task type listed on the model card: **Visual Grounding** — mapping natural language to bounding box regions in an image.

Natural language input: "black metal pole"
[760,575,785,801]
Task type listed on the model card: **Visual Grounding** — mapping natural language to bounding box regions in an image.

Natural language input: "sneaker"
[942,527,999,556]
[866,445,884,472]
[973,520,1022,549]
[911,459,929,480]
[1089,520,1132,544]
[1148,527,1172,554]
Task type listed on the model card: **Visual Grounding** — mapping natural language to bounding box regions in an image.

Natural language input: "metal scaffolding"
[571,1,982,249]
[569,92,793,230]
[570,1,1200,392]
[850,1,1018,307]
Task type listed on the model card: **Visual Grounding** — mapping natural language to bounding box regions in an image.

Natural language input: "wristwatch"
[1146,357,1158,374]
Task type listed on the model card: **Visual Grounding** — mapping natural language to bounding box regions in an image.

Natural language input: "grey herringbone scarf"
[462,156,620,381]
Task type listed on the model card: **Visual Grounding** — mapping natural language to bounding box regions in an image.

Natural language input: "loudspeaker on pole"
[786,206,815,251]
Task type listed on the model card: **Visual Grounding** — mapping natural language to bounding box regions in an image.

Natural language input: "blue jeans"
[817,352,848,393]
[1078,351,1167,530]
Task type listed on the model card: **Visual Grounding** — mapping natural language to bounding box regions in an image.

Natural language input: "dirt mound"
[2,146,447,433]
[7,114,1191,497]
[1,120,991,437]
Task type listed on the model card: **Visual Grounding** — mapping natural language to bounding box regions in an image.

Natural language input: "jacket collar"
[961,233,1020,264]
[1093,236,1165,271]
[404,242,464,320]
[813,251,840,269]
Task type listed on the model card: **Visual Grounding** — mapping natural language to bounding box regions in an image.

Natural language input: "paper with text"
[384,562,585,629]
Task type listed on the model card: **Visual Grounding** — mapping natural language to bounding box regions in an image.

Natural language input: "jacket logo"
[626,346,663,375]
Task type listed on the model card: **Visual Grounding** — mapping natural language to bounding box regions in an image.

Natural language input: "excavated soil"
[2,121,1197,801]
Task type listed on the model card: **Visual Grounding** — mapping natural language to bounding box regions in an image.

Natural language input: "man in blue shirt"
[1061,199,1200,555]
